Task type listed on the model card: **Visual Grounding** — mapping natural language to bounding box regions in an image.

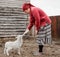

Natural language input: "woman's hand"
[35,30,38,35]
[23,29,29,36]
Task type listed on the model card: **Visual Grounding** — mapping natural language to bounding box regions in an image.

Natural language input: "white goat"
[4,35,23,56]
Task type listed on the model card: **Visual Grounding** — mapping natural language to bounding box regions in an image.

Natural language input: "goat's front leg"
[17,48,21,55]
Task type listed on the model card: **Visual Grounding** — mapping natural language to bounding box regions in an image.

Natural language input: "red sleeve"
[32,8,40,31]
[27,16,34,30]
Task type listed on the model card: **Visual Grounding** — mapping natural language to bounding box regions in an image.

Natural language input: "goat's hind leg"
[4,48,6,54]
[6,48,11,56]
[17,48,21,55]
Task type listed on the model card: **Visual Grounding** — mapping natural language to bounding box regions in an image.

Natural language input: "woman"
[22,3,52,55]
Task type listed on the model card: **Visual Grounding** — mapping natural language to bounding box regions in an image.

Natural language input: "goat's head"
[16,35,23,39]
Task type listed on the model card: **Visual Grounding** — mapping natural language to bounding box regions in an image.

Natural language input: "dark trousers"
[39,45,43,52]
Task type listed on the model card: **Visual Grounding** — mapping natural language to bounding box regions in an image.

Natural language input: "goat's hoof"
[4,53,6,54]
[7,54,9,56]
[18,52,20,55]
[7,55,9,56]
[4,52,5,54]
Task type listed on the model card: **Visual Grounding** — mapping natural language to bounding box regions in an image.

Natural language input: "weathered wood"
[0,29,25,32]
[0,35,19,37]
[0,31,23,34]
[0,7,28,37]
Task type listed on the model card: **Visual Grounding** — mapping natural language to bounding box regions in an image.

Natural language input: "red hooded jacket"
[27,7,51,31]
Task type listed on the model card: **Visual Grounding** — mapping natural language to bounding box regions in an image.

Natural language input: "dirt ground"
[0,37,60,57]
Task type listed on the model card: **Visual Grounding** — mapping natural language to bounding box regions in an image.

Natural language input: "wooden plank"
[0,18,28,20]
[0,12,27,16]
[0,34,22,37]
[0,20,28,24]
[0,12,26,15]
[57,16,60,38]
[0,31,24,34]
[0,16,27,19]
[0,17,27,19]
[0,22,27,24]
[0,35,21,37]
[52,16,57,38]
[0,23,26,25]
[0,15,27,18]
[0,7,22,11]
[0,26,26,29]
[0,21,27,24]
[0,29,25,32]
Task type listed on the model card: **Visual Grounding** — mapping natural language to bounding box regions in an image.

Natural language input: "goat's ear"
[15,35,18,39]
[16,35,23,39]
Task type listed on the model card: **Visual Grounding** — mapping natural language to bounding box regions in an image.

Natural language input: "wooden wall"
[50,16,60,40]
[0,7,28,37]
[0,0,30,37]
